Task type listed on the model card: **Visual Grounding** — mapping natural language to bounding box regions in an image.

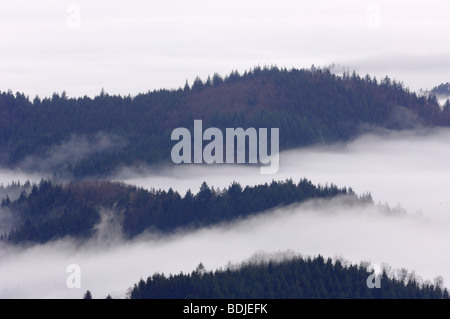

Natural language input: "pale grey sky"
[1,0,449,98]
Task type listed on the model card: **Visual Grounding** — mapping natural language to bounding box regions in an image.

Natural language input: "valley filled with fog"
[119,128,450,220]
[1,128,450,298]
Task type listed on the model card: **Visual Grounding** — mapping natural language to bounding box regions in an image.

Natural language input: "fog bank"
[0,196,448,299]
[118,128,450,221]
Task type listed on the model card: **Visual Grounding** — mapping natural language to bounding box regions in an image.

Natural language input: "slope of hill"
[1,66,449,177]
[127,254,449,299]
[0,178,364,244]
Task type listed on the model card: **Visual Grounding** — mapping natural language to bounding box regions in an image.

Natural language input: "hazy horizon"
[1,0,450,98]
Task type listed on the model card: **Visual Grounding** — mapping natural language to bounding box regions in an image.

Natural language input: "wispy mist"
[117,128,450,220]
[0,169,43,188]
[17,132,126,176]
[0,207,18,236]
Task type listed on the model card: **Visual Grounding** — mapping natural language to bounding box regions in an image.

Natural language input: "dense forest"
[0,178,368,244]
[126,254,449,299]
[1,66,449,177]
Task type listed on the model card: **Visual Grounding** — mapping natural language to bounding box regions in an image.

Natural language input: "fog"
[118,128,450,220]
[1,128,450,298]
[0,169,43,188]
[18,132,126,175]
[0,196,448,299]
[0,208,19,236]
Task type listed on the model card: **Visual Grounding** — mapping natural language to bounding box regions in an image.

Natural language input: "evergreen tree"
[83,290,92,299]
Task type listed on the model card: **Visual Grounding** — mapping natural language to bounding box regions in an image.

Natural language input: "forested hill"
[0,178,366,245]
[1,66,449,177]
[127,254,449,299]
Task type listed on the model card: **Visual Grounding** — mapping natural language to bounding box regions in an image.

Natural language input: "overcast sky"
[1,0,449,98]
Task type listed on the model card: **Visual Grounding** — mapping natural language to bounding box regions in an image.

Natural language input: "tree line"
[126,254,449,299]
[0,178,363,244]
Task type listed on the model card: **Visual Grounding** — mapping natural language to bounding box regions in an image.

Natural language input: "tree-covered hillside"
[0,178,365,244]
[127,254,449,299]
[1,66,449,177]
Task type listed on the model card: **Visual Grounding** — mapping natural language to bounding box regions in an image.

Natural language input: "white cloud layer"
[0,195,448,299]
[119,128,450,221]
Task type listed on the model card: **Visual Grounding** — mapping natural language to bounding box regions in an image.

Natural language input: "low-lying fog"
[119,128,450,220]
[0,128,450,298]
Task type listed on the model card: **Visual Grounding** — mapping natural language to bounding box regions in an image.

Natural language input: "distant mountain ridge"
[1,66,449,177]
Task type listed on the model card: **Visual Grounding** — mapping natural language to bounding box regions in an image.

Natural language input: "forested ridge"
[1,66,449,177]
[127,254,449,299]
[0,178,365,244]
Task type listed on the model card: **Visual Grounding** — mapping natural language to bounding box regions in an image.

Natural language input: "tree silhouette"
[83,290,92,299]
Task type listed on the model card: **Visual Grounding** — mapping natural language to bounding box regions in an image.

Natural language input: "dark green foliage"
[1,178,359,244]
[1,67,449,177]
[127,255,449,299]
